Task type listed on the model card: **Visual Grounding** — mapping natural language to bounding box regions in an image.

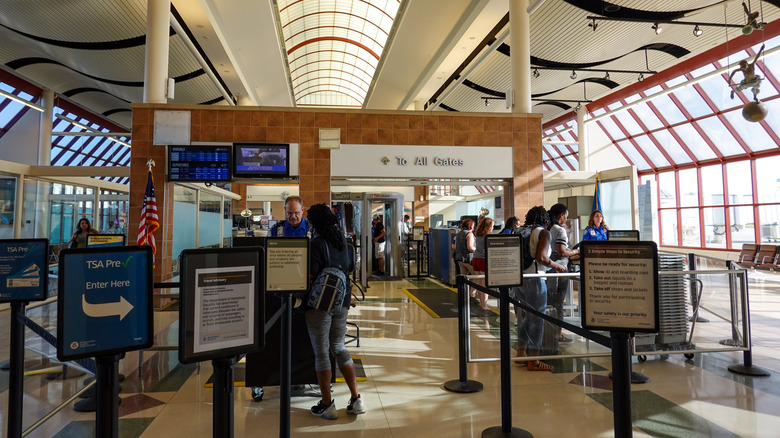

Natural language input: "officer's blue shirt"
[269,218,310,237]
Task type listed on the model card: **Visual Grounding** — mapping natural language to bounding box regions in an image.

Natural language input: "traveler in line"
[471,217,494,311]
[305,204,365,420]
[514,206,567,371]
[68,217,96,248]
[547,204,579,344]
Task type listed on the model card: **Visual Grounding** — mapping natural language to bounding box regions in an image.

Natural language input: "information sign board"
[580,241,659,333]
[0,238,49,302]
[265,237,308,293]
[86,234,126,248]
[412,226,425,242]
[484,234,523,288]
[179,247,264,363]
[57,246,153,361]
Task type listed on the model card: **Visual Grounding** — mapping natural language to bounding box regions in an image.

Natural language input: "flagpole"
[144,160,155,247]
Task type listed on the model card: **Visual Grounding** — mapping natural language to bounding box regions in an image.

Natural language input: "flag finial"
[146,159,155,171]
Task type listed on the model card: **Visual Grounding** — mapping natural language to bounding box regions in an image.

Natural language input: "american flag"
[137,170,160,253]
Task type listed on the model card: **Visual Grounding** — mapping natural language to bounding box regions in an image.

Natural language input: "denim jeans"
[511,278,548,350]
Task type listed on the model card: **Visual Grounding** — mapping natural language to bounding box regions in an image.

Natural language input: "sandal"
[527,360,553,372]
[513,348,527,363]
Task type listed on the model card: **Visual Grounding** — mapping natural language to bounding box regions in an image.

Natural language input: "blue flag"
[592,177,602,212]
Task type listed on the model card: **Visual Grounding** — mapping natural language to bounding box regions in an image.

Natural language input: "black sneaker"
[346,394,365,414]
[311,400,338,419]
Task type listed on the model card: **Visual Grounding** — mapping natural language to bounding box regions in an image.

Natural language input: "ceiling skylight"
[277,0,401,107]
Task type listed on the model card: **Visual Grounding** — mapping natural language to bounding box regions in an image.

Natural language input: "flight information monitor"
[168,145,232,182]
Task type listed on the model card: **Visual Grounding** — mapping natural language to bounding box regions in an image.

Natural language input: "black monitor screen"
[168,145,231,182]
[233,143,290,178]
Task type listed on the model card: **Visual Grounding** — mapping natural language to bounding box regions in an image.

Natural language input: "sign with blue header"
[0,238,49,303]
[57,246,153,361]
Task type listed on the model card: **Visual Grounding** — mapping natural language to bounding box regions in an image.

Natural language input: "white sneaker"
[311,400,338,419]
[346,395,365,414]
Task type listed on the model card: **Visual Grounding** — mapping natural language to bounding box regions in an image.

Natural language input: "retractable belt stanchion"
[7,302,26,438]
[95,354,121,438]
[611,332,634,438]
[443,275,482,393]
[482,287,532,438]
[279,294,293,438]
[212,357,235,438]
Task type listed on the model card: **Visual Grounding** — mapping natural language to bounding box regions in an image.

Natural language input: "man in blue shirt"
[269,196,310,237]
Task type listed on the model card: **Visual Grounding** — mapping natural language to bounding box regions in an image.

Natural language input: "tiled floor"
[2,271,780,437]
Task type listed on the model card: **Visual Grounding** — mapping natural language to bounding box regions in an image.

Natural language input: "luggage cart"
[634,254,699,362]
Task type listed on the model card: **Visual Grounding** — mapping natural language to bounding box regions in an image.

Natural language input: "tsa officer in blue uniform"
[270,195,311,237]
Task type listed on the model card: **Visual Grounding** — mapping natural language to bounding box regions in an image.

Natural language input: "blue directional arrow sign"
[57,246,153,362]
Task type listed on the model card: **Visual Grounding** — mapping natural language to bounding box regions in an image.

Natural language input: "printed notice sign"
[86,234,125,248]
[193,266,255,353]
[485,234,523,288]
[413,226,425,242]
[580,241,659,333]
[265,237,308,293]
[0,239,48,302]
[178,247,263,363]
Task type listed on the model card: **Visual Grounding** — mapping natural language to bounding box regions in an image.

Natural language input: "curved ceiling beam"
[296,88,362,104]
[6,57,207,87]
[462,77,617,101]
[287,36,380,60]
[102,108,132,117]
[533,101,572,110]
[497,43,689,68]
[0,23,174,50]
[564,0,700,20]
[63,87,131,103]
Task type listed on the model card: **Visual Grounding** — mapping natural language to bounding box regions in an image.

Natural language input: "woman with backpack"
[305,204,365,420]
[513,206,567,371]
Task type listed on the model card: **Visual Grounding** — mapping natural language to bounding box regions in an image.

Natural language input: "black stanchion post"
[279,294,293,438]
[7,302,25,438]
[443,275,482,393]
[611,332,633,438]
[95,354,121,438]
[483,288,532,438]
[212,357,235,438]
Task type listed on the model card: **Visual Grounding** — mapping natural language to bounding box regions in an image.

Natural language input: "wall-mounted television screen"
[233,143,290,178]
[168,145,231,182]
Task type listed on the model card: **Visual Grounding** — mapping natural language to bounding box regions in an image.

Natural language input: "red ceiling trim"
[588,19,780,113]
[287,36,380,60]
[285,25,384,48]
[282,11,387,39]
[279,1,395,22]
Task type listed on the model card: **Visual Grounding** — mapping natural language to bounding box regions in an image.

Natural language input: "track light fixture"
[570,70,577,80]
[588,18,597,32]
[586,16,743,35]
[652,23,662,35]
[604,71,610,81]
[693,25,703,37]
[575,102,582,111]
[638,73,644,82]
[532,68,540,78]
[484,98,490,107]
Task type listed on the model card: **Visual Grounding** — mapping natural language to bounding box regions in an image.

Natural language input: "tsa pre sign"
[57,247,153,362]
